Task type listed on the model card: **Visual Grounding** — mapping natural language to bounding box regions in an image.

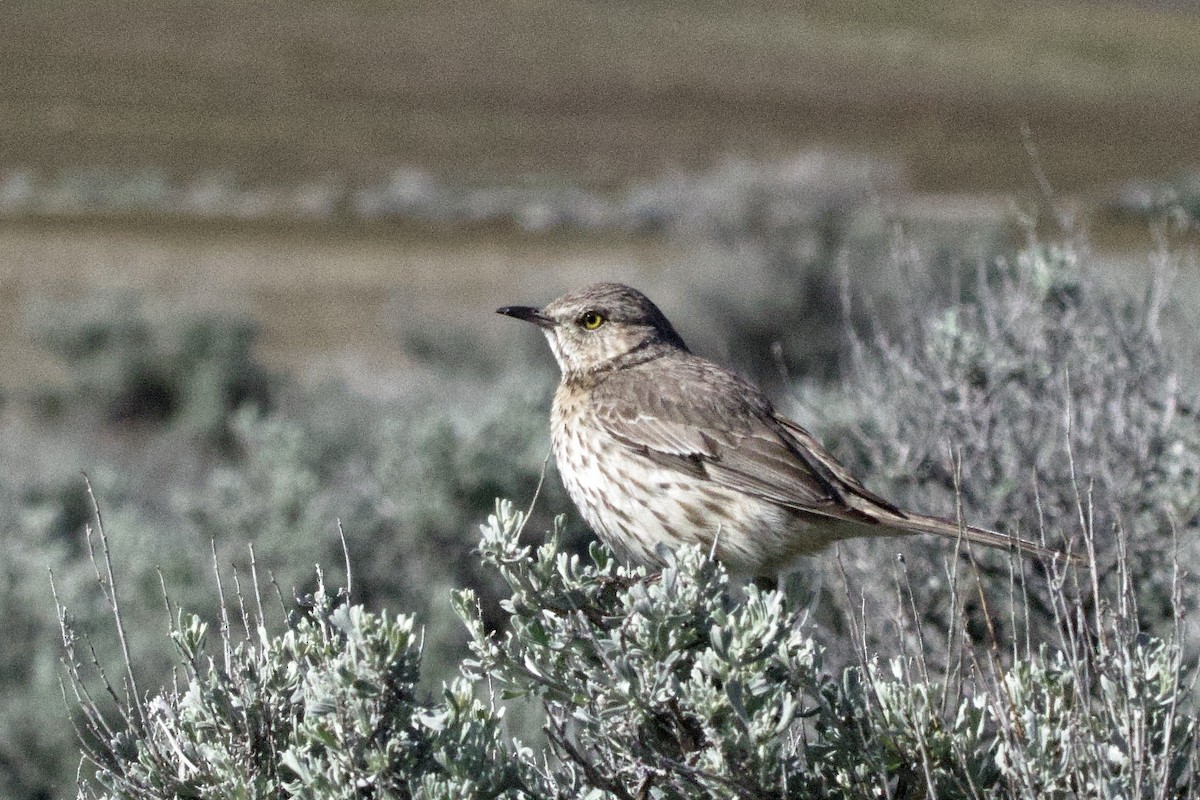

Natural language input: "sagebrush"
[61,500,1197,798]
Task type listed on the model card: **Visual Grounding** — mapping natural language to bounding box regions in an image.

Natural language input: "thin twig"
[1019,120,1069,235]
[210,540,232,674]
[517,449,553,542]
[249,542,266,638]
[82,473,144,723]
[336,519,353,600]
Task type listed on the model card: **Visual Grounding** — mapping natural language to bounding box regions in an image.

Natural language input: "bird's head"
[498,282,689,378]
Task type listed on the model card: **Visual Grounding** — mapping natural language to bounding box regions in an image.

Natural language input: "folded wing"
[589,357,901,525]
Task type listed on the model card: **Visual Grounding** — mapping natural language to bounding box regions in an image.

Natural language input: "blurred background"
[3,0,1200,391]
[2,1,1200,797]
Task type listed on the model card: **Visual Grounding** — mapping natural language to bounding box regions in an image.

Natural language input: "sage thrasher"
[498,282,1080,578]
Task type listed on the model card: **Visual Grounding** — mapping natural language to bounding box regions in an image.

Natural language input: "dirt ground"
[3,1,1199,393]
[0,217,685,393]
[3,0,1199,193]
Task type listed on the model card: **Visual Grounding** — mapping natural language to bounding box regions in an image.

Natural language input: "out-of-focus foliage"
[4,155,1198,799]
[628,155,1015,393]
[1,296,570,799]
[1105,170,1200,232]
[791,238,1200,666]
[26,292,270,442]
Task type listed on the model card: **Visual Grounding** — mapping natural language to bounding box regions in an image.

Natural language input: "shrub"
[787,239,1200,664]
[25,292,270,443]
[12,223,1200,799]
[1,296,571,799]
[651,154,1003,389]
[64,501,1198,799]
[59,563,541,799]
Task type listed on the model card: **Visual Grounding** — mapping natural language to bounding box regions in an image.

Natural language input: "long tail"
[887,511,1088,567]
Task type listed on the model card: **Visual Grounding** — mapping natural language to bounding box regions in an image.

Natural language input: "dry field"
[2,0,1199,391]
[0,218,681,393]
[4,0,1200,192]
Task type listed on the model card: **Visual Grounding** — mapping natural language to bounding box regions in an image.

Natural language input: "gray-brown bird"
[498,282,1080,578]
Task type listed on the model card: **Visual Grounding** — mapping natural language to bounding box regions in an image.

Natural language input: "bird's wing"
[589,359,899,523]
[772,417,905,516]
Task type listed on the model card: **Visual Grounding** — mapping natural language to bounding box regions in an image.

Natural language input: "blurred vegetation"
[788,238,1200,664]
[5,3,1200,795]
[2,153,1198,797]
[0,293,575,798]
[26,293,270,443]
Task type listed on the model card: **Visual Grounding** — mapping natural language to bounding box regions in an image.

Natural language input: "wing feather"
[589,356,896,523]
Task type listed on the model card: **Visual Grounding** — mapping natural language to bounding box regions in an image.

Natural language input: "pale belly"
[551,399,851,577]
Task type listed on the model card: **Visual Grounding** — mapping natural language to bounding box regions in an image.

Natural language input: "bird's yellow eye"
[580,311,605,330]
